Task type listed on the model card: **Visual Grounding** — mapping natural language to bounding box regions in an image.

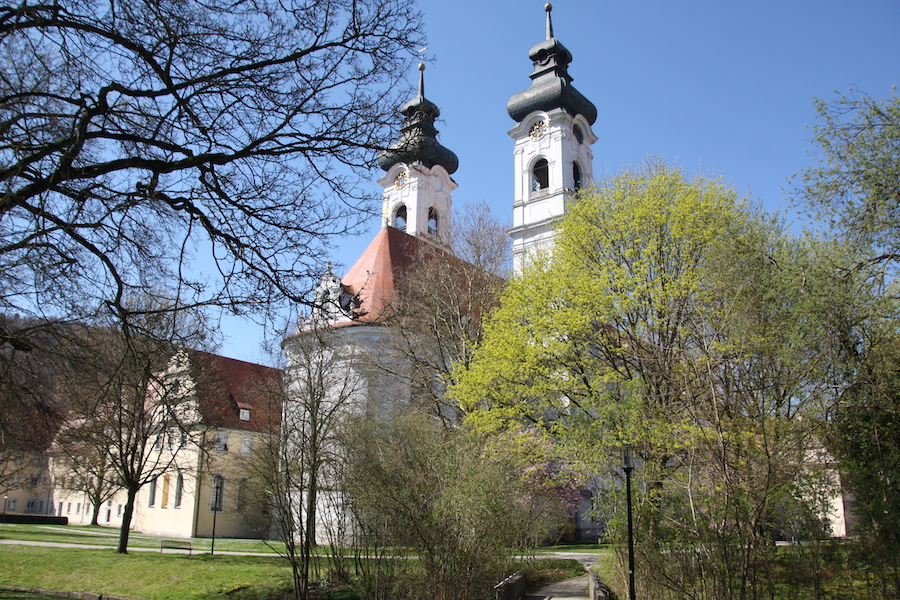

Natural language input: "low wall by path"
[0,515,68,525]
[0,585,137,600]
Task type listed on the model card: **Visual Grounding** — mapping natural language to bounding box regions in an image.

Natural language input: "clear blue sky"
[218,0,900,364]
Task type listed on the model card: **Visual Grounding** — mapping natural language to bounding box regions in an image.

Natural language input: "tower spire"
[378,63,458,174]
[417,61,425,99]
[506,4,598,272]
[507,3,597,124]
[377,63,457,247]
[545,2,554,39]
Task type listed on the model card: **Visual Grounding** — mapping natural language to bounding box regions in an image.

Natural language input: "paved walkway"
[527,573,591,600]
[526,552,595,600]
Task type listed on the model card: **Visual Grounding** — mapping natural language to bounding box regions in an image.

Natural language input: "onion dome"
[378,64,459,174]
[507,3,597,125]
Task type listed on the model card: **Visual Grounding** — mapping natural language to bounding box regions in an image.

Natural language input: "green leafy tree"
[798,90,900,268]
[828,336,900,593]
[452,162,870,599]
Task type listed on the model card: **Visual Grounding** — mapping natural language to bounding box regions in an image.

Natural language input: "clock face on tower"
[393,171,408,189]
[529,120,547,141]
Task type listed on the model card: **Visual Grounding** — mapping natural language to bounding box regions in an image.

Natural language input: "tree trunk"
[302,465,319,599]
[90,487,103,526]
[117,486,139,553]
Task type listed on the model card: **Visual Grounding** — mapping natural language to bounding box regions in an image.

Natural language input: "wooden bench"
[160,539,192,554]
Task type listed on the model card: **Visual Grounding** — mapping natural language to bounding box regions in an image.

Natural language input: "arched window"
[427,207,439,235]
[573,162,582,191]
[394,204,407,232]
[174,473,183,508]
[532,158,549,193]
[237,478,250,511]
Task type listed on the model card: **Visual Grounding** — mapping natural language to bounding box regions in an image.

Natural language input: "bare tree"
[380,202,509,424]
[50,439,120,525]
[0,0,425,348]
[57,307,211,553]
[238,326,360,600]
[340,410,570,600]
[0,317,77,500]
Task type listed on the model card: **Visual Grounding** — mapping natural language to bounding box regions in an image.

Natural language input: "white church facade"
[280,3,603,542]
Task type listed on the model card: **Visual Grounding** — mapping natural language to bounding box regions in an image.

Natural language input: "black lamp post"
[623,447,636,600]
[210,476,221,555]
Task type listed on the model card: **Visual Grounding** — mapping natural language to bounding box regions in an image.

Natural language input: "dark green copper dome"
[507,3,597,125]
[378,64,459,174]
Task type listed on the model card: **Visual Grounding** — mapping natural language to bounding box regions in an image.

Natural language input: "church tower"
[507,3,598,272]
[377,63,458,250]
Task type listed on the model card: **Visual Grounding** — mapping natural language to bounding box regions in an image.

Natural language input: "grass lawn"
[0,523,284,554]
[0,525,603,600]
[0,546,299,600]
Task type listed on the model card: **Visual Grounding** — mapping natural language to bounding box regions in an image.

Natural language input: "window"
[76,502,81,515]
[58,501,63,516]
[174,473,183,509]
[30,476,39,487]
[66,502,71,514]
[161,474,170,508]
[237,478,250,511]
[148,477,157,507]
[240,435,253,455]
[239,408,250,421]
[573,162,582,191]
[573,124,584,144]
[214,431,229,453]
[26,500,35,512]
[117,504,123,517]
[532,159,549,193]
[210,475,225,512]
[6,499,15,511]
[427,207,439,235]
[394,204,407,232]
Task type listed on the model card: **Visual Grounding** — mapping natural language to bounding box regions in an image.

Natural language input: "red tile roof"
[342,226,450,323]
[187,350,282,433]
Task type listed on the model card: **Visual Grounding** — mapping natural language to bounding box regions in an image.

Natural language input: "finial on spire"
[545,3,554,39]
[417,62,425,99]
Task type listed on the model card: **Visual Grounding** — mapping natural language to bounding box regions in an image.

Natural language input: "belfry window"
[532,159,549,193]
[573,162,582,191]
[394,204,407,232]
[427,207,439,235]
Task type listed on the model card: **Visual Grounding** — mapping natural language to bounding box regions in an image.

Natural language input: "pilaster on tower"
[506,3,598,272]
[377,63,458,250]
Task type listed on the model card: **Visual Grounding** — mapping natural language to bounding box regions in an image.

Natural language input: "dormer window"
[394,204,407,232]
[532,158,549,194]
[239,408,250,421]
[427,207,439,235]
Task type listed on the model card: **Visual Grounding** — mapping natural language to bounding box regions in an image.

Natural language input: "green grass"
[519,558,586,587]
[0,523,285,554]
[0,546,301,600]
[0,525,607,600]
